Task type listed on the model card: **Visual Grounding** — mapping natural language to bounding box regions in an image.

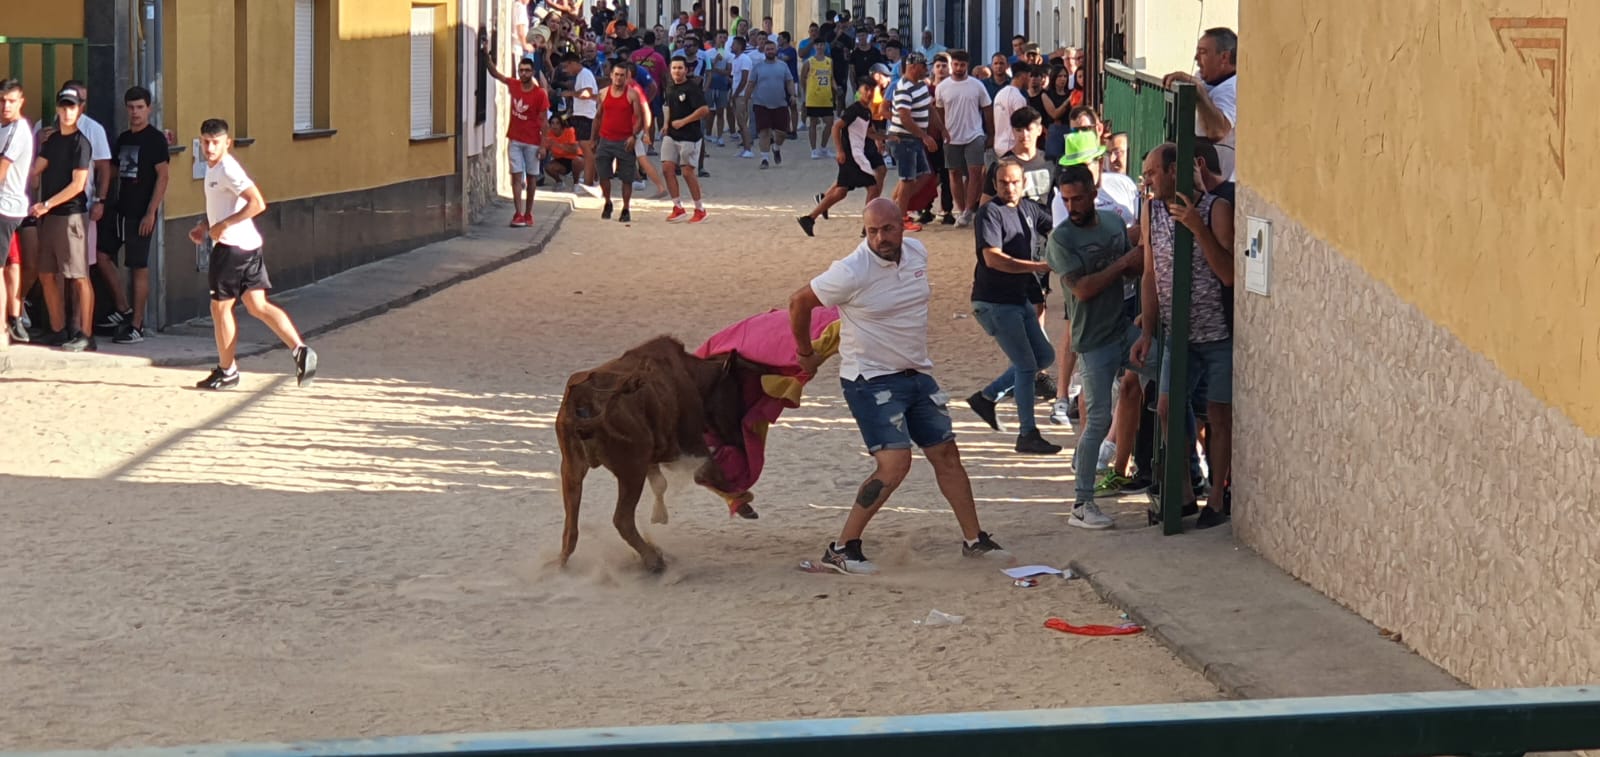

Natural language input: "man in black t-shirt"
[661,56,709,223]
[28,88,96,351]
[965,159,1059,455]
[100,86,169,343]
[846,33,883,97]
[798,77,883,236]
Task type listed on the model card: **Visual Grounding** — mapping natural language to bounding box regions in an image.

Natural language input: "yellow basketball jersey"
[804,57,835,108]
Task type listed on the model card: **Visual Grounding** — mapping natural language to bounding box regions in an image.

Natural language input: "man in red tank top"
[590,60,647,223]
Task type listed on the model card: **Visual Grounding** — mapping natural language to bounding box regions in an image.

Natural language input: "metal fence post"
[1158,81,1197,535]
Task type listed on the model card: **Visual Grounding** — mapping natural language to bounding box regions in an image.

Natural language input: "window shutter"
[411,6,436,137]
[294,0,315,131]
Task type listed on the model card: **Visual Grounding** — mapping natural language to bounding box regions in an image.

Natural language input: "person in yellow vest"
[799,40,836,159]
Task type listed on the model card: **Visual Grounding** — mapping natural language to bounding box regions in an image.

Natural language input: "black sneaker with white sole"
[197,367,241,390]
[601,200,613,220]
[797,215,816,237]
[7,318,30,343]
[113,325,145,344]
[961,531,1008,558]
[618,208,631,223]
[814,193,829,219]
[293,345,318,387]
[821,539,879,575]
[773,147,782,165]
[966,391,1002,431]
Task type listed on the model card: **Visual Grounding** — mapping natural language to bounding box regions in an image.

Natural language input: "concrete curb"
[1,205,569,373]
[152,208,570,368]
[1067,524,1466,701]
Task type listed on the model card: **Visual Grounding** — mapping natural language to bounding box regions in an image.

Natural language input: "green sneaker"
[1095,470,1133,498]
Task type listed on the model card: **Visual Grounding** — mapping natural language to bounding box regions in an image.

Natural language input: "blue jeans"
[973,301,1055,434]
[1075,324,1146,503]
[841,371,955,453]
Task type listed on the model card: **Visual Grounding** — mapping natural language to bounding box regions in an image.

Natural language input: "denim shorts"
[1160,337,1233,404]
[508,140,541,176]
[841,371,955,453]
[890,137,932,181]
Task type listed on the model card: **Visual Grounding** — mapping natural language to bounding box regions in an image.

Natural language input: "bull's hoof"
[733,503,759,520]
[650,510,669,525]
[642,554,667,574]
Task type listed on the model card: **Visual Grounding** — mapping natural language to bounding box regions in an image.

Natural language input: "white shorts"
[660,137,702,166]
[635,134,649,157]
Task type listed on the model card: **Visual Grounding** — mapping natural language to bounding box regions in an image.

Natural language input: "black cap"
[56,88,83,106]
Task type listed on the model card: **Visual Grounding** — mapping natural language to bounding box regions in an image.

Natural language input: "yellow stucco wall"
[1242,0,1600,432]
[0,5,87,125]
[163,0,458,218]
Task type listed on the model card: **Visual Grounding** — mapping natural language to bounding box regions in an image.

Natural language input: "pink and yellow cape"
[693,306,842,515]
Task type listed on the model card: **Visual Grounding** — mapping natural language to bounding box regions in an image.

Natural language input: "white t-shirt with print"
[572,68,599,118]
[204,153,265,250]
[0,117,34,219]
[933,76,991,146]
[810,237,935,381]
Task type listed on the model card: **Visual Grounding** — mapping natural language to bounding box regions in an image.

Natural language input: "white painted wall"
[1125,0,1236,75]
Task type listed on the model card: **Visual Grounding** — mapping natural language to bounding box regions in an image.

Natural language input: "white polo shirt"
[810,238,935,381]
[1201,73,1237,180]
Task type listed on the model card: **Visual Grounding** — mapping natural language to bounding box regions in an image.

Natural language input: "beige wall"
[1235,0,1600,688]
[1126,0,1237,76]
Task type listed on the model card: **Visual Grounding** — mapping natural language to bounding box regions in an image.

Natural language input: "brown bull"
[555,336,766,572]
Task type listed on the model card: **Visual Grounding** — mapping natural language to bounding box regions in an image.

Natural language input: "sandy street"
[0,136,1217,751]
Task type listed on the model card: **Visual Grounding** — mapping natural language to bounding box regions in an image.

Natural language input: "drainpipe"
[142,0,168,329]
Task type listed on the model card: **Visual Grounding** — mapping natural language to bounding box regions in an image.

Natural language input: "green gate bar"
[0,36,91,122]
[1101,60,1201,535]
[5,687,1597,757]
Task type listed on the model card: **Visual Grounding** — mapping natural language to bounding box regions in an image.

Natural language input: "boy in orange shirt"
[540,114,582,190]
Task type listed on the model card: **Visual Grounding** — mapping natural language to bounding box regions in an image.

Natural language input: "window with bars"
[293,0,331,133]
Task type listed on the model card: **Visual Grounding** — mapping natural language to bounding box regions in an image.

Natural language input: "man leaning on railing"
[1163,27,1237,182]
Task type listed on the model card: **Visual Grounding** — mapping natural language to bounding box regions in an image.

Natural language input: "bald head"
[863,199,906,262]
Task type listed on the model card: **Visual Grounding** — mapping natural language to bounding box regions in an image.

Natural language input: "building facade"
[4,0,496,328]
[1235,0,1600,687]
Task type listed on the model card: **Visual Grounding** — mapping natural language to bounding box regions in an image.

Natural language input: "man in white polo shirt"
[1164,27,1237,181]
[787,197,1008,575]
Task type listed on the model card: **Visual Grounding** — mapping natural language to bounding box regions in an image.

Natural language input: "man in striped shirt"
[887,52,937,229]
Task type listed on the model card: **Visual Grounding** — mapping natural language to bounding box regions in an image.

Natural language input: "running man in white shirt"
[788,197,1008,575]
[188,118,317,390]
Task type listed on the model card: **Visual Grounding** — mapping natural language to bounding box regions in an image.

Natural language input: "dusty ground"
[0,135,1217,751]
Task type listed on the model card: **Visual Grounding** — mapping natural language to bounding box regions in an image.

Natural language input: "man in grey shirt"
[747,41,795,168]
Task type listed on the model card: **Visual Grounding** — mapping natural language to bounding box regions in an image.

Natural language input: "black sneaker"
[7,318,29,344]
[1014,429,1062,455]
[293,345,318,387]
[821,539,878,575]
[61,331,96,352]
[1121,474,1154,495]
[40,329,71,347]
[797,215,816,237]
[1195,505,1230,529]
[1034,372,1058,403]
[601,200,614,219]
[962,531,1009,558]
[196,366,241,390]
[760,158,769,169]
[966,391,1001,431]
[773,147,782,165]
[698,170,711,178]
[917,209,935,224]
[814,193,830,219]
[939,213,956,225]
[113,324,145,344]
[96,309,129,333]
[618,208,631,223]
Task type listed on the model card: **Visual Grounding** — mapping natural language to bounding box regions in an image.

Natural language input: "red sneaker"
[666,206,687,222]
[509,212,526,228]
[689,208,708,223]
[902,219,923,231]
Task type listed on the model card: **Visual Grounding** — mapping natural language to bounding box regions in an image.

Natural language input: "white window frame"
[294,0,315,131]
[410,5,437,138]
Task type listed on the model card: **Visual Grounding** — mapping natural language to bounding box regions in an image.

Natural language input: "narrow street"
[0,146,1216,750]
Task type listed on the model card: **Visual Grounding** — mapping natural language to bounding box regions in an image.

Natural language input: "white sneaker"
[822,540,879,575]
[738,149,755,159]
[1050,399,1074,429]
[955,209,974,227]
[810,148,822,159]
[1069,502,1114,530]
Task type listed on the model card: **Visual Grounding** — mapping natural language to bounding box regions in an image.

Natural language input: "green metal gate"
[0,37,91,125]
[1100,59,1201,535]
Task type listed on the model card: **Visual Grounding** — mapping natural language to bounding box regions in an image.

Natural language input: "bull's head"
[699,350,772,451]
[564,369,645,426]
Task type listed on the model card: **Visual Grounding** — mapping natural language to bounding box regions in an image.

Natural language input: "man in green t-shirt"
[1045,163,1147,530]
